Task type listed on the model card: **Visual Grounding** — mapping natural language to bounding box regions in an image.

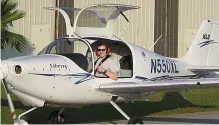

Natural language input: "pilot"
[95,42,119,80]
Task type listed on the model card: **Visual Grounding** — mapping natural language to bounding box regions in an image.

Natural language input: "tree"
[1,0,29,52]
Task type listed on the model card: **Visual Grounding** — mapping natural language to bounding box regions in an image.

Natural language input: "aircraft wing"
[187,66,219,72]
[95,78,219,93]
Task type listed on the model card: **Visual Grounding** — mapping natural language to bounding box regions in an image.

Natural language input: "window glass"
[40,38,93,72]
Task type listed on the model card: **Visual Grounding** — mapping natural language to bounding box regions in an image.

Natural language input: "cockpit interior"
[38,38,133,78]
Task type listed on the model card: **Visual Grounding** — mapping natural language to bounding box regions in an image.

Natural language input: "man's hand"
[97,64,104,73]
[96,63,118,80]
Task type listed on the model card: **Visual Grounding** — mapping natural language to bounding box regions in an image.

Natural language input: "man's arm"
[104,70,118,80]
[105,58,120,80]
[96,58,120,80]
[96,65,119,80]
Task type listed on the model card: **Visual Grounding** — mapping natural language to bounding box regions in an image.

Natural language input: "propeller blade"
[0,60,8,81]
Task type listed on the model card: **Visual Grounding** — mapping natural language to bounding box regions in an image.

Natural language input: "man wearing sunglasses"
[95,42,119,80]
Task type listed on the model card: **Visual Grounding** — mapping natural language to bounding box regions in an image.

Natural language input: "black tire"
[128,117,144,124]
[48,110,64,124]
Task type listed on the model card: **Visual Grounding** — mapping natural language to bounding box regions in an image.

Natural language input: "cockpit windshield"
[38,38,93,72]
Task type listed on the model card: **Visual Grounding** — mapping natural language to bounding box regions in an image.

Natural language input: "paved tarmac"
[87,111,219,124]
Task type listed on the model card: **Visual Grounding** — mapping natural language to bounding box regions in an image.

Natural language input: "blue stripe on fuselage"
[28,73,92,77]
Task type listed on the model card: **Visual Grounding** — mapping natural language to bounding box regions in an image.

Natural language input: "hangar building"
[1,0,219,60]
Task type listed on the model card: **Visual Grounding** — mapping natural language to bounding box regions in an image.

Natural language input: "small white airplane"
[1,4,219,124]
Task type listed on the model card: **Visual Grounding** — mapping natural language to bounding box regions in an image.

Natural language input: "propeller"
[0,60,8,81]
[0,60,19,124]
[1,60,29,124]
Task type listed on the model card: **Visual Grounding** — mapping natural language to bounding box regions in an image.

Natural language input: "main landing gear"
[110,96,144,124]
[47,106,65,124]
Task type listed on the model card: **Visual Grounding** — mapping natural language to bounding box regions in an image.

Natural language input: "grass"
[1,85,219,124]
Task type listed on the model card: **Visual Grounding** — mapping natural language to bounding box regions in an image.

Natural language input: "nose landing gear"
[2,80,37,125]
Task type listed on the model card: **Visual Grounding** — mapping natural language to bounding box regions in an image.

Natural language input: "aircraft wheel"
[128,117,144,124]
[48,110,64,124]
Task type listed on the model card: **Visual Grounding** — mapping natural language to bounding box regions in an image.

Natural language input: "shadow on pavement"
[19,91,215,124]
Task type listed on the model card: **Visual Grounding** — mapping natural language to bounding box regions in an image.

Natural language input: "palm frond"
[1,30,29,52]
[1,0,28,53]
[1,0,18,15]
[2,10,26,25]
[1,0,26,27]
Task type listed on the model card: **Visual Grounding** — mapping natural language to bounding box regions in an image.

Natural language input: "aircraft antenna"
[149,35,162,51]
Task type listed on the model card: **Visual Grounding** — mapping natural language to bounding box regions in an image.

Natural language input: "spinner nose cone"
[0,61,9,81]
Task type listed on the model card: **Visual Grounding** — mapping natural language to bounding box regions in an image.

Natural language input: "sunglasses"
[97,49,106,51]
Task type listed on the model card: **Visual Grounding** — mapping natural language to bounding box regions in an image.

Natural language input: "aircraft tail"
[183,20,219,67]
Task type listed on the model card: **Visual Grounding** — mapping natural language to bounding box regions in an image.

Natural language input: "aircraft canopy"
[45,4,140,38]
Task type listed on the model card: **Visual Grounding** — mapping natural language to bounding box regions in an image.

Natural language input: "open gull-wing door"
[45,4,140,38]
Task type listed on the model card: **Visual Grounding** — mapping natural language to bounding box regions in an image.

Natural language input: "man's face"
[97,45,107,58]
